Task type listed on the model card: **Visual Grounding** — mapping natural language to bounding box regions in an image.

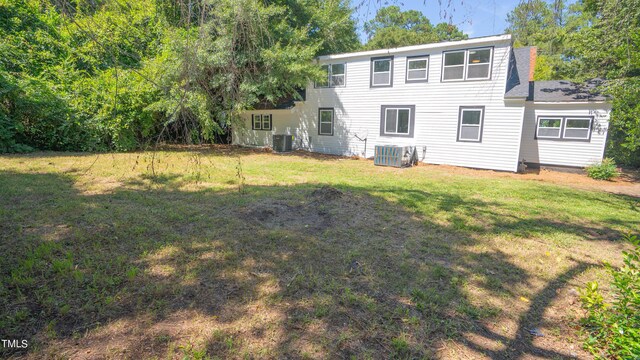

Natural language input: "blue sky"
[353,0,521,42]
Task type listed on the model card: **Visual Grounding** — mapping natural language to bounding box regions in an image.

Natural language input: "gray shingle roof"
[504,47,607,102]
[504,47,532,98]
[529,80,608,102]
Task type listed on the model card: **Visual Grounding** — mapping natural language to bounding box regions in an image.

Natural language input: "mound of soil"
[311,185,343,201]
[240,186,346,232]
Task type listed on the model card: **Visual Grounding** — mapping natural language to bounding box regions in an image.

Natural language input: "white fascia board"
[317,34,512,61]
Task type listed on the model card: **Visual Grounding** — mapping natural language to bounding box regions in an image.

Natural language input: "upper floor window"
[371,56,393,87]
[536,116,593,141]
[315,64,346,88]
[442,47,493,81]
[406,56,429,82]
[457,107,484,142]
[252,114,272,131]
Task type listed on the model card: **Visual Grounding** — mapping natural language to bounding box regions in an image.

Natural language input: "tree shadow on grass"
[0,170,627,358]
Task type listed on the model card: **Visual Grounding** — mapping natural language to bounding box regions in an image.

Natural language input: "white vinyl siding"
[236,36,553,172]
[519,103,610,167]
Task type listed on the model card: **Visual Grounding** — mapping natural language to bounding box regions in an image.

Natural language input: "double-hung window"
[315,64,346,88]
[443,51,465,81]
[252,114,272,131]
[380,105,415,137]
[371,57,393,87]
[466,48,492,79]
[406,56,429,82]
[536,116,593,141]
[318,108,334,136]
[442,47,493,81]
[457,107,484,142]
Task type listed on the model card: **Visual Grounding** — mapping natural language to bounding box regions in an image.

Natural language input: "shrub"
[580,234,640,359]
[586,158,619,180]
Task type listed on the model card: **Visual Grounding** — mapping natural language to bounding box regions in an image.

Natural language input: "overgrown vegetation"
[581,234,640,359]
[0,0,359,152]
[506,0,640,167]
[586,158,619,180]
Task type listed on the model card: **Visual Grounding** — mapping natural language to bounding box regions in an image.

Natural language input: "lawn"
[0,147,638,359]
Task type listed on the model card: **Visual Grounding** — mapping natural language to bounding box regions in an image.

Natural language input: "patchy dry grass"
[0,146,638,359]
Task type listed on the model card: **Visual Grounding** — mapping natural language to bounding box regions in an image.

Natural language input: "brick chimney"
[529,47,537,81]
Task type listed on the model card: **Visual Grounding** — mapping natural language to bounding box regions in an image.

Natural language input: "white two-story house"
[232,34,610,172]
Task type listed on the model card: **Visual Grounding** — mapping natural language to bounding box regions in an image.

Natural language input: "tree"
[363,6,466,50]
[568,0,640,167]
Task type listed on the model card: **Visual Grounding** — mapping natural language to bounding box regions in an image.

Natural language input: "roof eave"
[317,34,512,61]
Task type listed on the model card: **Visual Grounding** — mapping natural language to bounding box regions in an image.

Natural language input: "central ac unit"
[374,145,417,167]
[272,135,294,152]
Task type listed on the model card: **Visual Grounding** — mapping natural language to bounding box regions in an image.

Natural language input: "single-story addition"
[232,34,610,172]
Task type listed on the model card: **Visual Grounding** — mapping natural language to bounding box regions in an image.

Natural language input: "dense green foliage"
[0,0,359,152]
[581,234,640,358]
[363,6,466,50]
[506,0,640,167]
[586,158,619,180]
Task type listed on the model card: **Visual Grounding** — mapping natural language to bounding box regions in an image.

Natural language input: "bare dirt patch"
[421,163,640,197]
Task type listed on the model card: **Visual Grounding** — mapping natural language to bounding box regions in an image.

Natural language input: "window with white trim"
[536,118,562,139]
[406,56,428,82]
[315,64,346,88]
[443,51,465,81]
[442,47,493,81]
[563,118,592,140]
[457,107,484,142]
[371,57,393,87]
[252,114,272,131]
[318,108,334,135]
[383,108,411,135]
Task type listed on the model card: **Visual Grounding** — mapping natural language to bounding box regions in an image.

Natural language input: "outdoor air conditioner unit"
[374,145,418,168]
[272,134,294,152]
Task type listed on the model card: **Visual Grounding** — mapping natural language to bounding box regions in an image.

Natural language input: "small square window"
[252,114,271,131]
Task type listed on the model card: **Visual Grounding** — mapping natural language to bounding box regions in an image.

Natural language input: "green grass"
[0,147,637,359]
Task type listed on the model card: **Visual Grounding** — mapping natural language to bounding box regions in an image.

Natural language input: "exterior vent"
[272,135,294,152]
[374,145,417,167]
